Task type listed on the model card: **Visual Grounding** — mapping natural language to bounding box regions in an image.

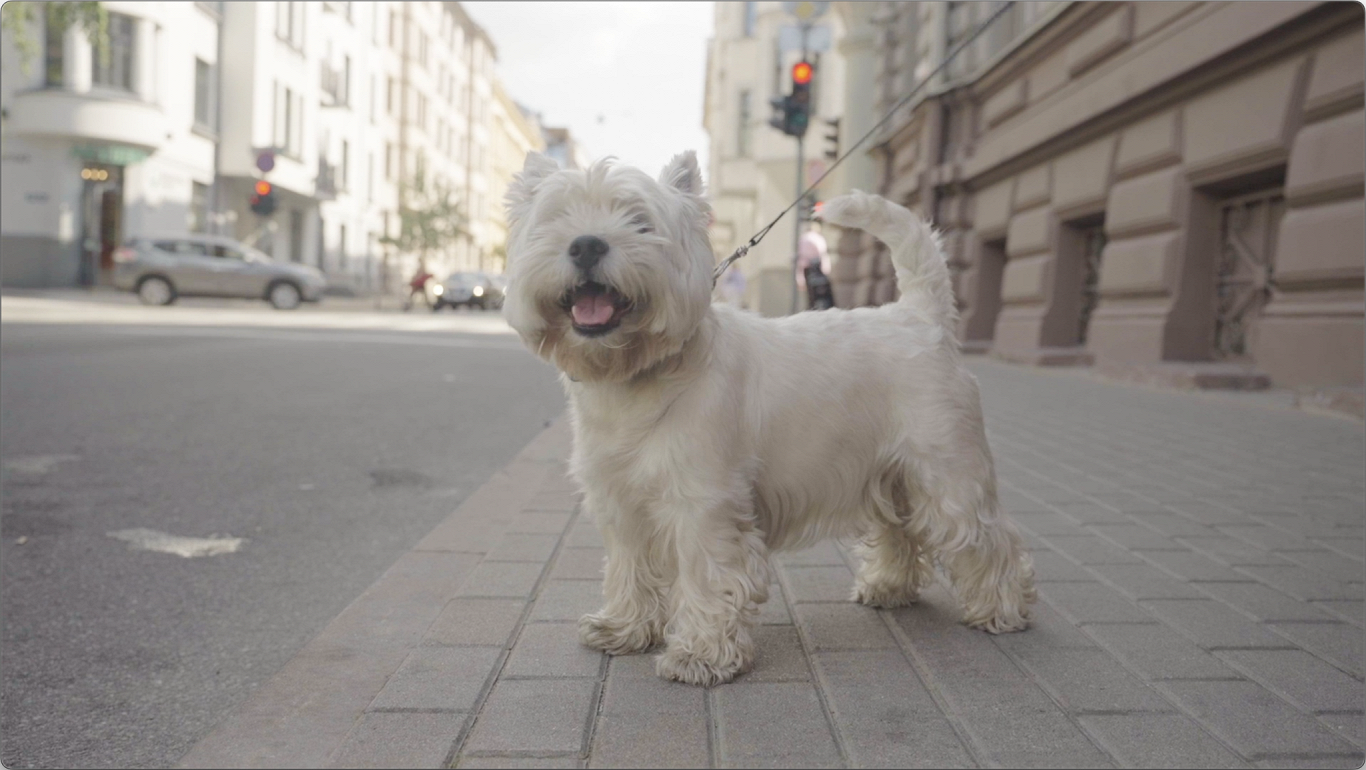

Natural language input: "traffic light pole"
[791,134,804,315]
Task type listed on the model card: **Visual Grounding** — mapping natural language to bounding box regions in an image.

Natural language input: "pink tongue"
[572,294,615,326]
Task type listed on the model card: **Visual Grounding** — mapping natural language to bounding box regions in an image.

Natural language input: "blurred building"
[541,125,590,171]
[487,86,545,275]
[703,1,875,317]
[840,1,1363,392]
[1,1,537,292]
[1,1,222,287]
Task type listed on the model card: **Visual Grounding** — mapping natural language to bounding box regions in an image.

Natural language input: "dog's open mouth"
[562,281,631,337]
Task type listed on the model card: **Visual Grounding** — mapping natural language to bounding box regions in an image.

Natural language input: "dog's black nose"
[568,235,609,271]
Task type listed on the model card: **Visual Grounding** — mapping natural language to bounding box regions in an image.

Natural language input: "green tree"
[1,1,109,76]
[380,167,470,270]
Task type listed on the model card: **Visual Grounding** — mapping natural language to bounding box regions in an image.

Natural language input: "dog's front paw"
[852,577,921,608]
[578,612,660,655]
[654,644,751,687]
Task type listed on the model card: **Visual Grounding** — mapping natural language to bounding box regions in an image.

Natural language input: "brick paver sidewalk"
[178,360,1364,769]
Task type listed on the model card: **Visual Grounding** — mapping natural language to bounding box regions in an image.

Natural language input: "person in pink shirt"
[795,222,834,310]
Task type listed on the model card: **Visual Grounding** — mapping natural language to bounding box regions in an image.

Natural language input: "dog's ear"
[659,151,704,197]
[505,152,560,217]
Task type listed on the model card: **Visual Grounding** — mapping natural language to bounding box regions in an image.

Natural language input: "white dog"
[503,151,1036,686]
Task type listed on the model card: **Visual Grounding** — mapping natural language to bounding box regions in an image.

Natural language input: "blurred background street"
[1,292,564,768]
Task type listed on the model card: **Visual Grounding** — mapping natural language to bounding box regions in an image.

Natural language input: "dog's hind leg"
[579,495,670,655]
[907,438,1037,634]
[852,474,937,608]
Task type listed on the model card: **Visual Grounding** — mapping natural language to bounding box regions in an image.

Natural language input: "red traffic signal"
[792,61,813,85]
[254,180,273,196]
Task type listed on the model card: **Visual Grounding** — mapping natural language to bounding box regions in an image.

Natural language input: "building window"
[194,58,215,131]
[389,8,399,49]
[92,12,136,93]
[189,182,210,233]
[43,6,64,87]
[387,76,396,115]
[367,152,374,203]
[274,82,302,156]
[339,224,348,271]
[416,93,427,132]
[385,142,394,180]
[743,1,757,37]
[289,209,304,262]
[276,1,304,50]
[340,140,349,189]
[737,90,752,158]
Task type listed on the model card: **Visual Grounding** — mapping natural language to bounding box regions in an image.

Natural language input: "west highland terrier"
[502,150,1036,686]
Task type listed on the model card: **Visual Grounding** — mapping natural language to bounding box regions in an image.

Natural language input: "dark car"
[432,271,504,311]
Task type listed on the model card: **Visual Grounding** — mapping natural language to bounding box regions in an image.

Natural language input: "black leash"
[712,2,1017,285]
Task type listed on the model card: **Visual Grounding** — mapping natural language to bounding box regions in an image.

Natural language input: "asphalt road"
[0,301,566,768]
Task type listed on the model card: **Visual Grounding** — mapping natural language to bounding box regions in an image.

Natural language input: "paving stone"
[736,625,811,682]
[329,711,467,769]
[1318,712,1366,747]
[1278,551,1366,585]
[1253,756,1364,769]
[458,757,581,769]
[1215,649,1366,713]
[564,519,605,548]
[1050,501,1130,524]
[524,490,580,512]
[1077,713,1248,769]
[458,561,546,599]
[1095,563,1206,600]
[588,659,709,769]
[1040,582,1154,624]
[1088,523,1185,551]
[1196,581,1338,622]
[1011,511,1090,536]
[781,564,856,603]
[1166,500,1251,525]
[464,679,599,755]
[1316,600,1366,627]
[504,511,574,535]
[712,682,843,768]
[1125,512,1219,538]
[529,580,605,622]
[775,539,848,566]
[1237,564,1364,602]
[548,547,606,581]
[369,647,502,711]
[1178,536,1290,567]
[424,598,527,648]
[504,622,605,678]
[1029,550,1097,582]
[812,650,975,768]
[1216,524,1324,552]
[990,599,1096,656]
[1140,599,1292,649]
[1044,534,1146,565]
[756,582,793,625]
[891,586,1113,768]
[1318,536,1366,562]
[1157,680,1359,758]
[1007,646,1175,713]
[1142,549,1257,582]
[792,602,896,651]
[485,533,561,563]
[1268,622,1364,677]
[1084,622,1238,680]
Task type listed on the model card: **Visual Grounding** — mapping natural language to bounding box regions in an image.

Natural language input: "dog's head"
[502,151,715,383]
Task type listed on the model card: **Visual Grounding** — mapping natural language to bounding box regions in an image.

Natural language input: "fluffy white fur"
[503,151,1036,686]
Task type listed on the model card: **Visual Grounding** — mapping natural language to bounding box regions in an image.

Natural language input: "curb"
[175,417,576,769]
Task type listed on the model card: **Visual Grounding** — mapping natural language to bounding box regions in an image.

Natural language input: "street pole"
[791,134,804,315]
[790,26,811,316]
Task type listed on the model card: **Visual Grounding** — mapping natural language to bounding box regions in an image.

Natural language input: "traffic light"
[823,117,840,160]
[768,61,815,138]
[250,180,277,217]
[787,60,813,137]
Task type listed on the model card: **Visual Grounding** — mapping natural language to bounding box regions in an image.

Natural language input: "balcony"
[9,88,166,155]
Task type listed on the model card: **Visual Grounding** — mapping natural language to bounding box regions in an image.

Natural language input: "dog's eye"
[630,213,653,234]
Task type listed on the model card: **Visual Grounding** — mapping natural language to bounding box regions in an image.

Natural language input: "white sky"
[463,2,715,180]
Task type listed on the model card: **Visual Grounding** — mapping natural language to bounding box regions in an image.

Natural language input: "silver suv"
[112,234,327,310]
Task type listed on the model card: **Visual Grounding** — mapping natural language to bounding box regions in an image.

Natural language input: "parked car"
[112,234,327,310]
[432,271,504,311]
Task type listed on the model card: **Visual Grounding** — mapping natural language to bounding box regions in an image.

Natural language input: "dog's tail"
[820,190,955,328]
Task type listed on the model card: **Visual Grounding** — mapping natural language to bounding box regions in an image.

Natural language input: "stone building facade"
[836,1,1364,391]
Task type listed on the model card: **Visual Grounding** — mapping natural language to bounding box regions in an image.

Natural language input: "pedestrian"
[795,221,834,311]
[403,260,433,312]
